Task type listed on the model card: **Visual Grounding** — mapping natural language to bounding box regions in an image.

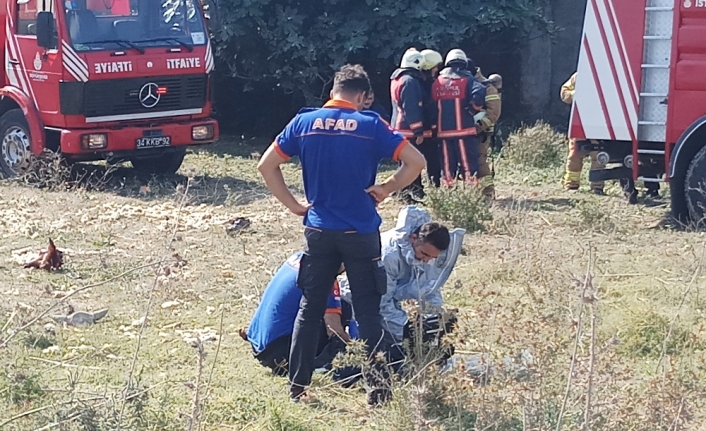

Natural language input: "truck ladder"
[635,0,675,182]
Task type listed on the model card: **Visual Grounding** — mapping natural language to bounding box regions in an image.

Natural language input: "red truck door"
[10,0,62,117]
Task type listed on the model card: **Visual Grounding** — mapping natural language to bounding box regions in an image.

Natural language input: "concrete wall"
[519,0,588,128]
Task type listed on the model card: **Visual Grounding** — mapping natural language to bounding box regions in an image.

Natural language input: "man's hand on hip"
[289,202,312,217]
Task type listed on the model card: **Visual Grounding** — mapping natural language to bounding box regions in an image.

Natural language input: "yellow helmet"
[400,49,425,70]
[420,49,443,70]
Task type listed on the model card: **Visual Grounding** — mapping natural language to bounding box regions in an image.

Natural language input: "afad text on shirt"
[312,118,358,131]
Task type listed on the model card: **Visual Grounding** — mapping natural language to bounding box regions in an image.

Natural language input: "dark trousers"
[441,136,480,184]
[255,335,295,376]
[419,139,442,188]
[255,318,337,376]
[403,139,442,196]
[289,228,388,392]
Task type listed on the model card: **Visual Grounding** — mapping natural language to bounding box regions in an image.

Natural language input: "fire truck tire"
[685,145,706,224]
[130,148,186,175]
[0,109,33,179]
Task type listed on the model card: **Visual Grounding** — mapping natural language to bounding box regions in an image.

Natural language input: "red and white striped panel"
[62,41,89,82]
[205,39,214,73]
[570,0,644,142]
[5,1,37,102]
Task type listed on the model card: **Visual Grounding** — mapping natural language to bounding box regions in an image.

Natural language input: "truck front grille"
[60,74,207,119]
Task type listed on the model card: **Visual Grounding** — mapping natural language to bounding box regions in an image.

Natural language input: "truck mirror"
[36,12,55,49]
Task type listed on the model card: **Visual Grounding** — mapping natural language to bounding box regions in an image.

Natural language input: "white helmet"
[400,49,425,70]
[421,49,443,70]
[445,48,467,66]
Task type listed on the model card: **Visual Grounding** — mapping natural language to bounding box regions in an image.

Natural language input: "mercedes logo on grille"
[139,83,160,108]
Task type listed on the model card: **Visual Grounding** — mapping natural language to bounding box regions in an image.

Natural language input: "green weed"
[501,121,566,169]
[425,183,493,232]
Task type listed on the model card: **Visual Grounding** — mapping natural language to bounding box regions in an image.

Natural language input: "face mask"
[400,240,426,270]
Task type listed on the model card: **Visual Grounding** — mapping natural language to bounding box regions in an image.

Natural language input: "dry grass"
[1,133,706,430]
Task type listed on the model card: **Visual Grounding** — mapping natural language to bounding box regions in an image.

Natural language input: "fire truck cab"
[0,0,219,178]
[571,0,706,222]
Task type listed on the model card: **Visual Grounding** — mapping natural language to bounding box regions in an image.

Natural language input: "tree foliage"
[211,0,555,104]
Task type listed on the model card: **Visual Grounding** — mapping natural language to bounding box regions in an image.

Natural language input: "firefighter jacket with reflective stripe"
[421,73,437,138]
[561,73,577,105]
[432,67,486,139]
[390,68,426,138]
[475,72,502,133]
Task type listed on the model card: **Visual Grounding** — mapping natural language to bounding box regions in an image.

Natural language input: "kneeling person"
[341,206,465,354]
[241,252,349,376]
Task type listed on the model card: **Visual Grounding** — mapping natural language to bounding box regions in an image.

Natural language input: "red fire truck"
[0,0,219,178]
[571,0,706,221]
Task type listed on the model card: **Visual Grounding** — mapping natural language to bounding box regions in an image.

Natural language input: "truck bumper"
[59,118,219,156]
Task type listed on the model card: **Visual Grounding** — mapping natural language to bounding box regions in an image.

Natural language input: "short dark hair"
[332,64,371,96]
[415,222,450,251]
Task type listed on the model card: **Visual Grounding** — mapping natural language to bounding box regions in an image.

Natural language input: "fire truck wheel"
[130,148,186,175]
[685,145,706,224]
[0,109,33,179]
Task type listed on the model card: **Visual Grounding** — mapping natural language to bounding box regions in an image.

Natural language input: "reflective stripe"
[409,121,423,129]
[564,171,582,181]
[442,140,452,183]
[485,95,501,101]
[458,139,471,175]
[438,128,477,138]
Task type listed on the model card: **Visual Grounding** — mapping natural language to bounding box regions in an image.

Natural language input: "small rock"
[206,306,216,315]
[44,323,56,335]
[161,301,180,309]
[132,316,148,327]
[43,345,60,354]
[226,217,251,235]
[51,309,109,326]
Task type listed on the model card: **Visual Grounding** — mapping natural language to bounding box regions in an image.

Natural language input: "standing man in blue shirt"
[257,64,426,405]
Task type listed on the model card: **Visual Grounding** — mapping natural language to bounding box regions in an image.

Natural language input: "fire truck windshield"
[65,0,207,52]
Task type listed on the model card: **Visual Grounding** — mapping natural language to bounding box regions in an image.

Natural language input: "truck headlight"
[81,134,107,150]
[192,125,214,141]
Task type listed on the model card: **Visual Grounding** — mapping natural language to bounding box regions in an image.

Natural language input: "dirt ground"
[1,138,705,430]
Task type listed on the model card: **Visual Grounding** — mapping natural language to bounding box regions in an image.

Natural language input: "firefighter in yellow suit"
[561,73,605,194]
[474,66,502,198]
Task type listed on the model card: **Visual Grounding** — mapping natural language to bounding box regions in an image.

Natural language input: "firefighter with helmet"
[391,48,427,202]
[561,73,605,195]
[469,59,503,199]
[418,49,445,189]
[432,49,486,186]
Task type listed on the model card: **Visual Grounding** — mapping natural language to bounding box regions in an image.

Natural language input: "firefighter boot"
[588,151,605,194]
[564,139,583,191]
[563,171,581,192]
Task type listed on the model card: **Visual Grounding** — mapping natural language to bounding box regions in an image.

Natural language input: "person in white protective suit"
[340,206,466,343]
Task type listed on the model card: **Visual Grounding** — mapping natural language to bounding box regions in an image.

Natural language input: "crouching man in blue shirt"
[258,64,426,405]
[240,252,350,376]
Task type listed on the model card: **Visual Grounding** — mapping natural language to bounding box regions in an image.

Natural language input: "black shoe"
[290,386,305,401]
[592,189,605,196]
[625,192,638,205]
[646,189,660,199]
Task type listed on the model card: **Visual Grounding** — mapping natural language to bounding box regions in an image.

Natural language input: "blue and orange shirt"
[246,252,341,355]
[274,99,408,234]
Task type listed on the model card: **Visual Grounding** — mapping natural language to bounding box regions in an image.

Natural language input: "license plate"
[136,136,171,149]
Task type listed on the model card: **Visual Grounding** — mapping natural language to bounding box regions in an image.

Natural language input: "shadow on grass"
[57,162,275,207]
[493,196,575,212]
[191,136,271,159]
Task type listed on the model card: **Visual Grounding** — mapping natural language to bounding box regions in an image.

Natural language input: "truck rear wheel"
[685,145,706,225]
[0,109,33,179]
[130,148,186,175]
